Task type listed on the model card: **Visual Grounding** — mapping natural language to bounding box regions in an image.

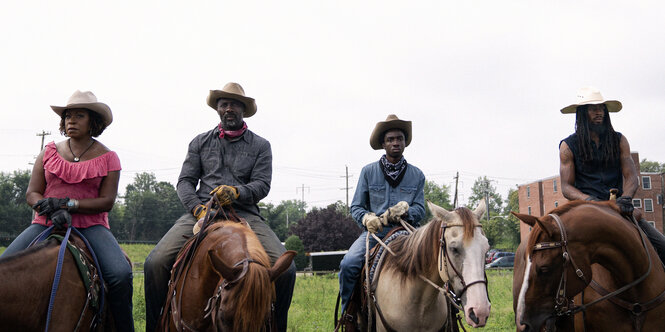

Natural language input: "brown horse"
[0,232,112,331]
[159,219,295,332]
[513,201,665,331]
[363,201,491,331]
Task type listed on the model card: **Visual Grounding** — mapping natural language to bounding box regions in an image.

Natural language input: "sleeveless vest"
[561,133,623,200]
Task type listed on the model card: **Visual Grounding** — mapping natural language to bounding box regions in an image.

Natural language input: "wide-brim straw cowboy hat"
[206,82,257,117]
[369,114,412,150]
[560,86,622,114]
[51,90,113,126]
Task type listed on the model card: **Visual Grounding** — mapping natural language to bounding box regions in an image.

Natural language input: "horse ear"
[473,199,487,220]
[269,250,296,281]
[208,249,241,281]
[511,212,538,226]
[427,200,454,221]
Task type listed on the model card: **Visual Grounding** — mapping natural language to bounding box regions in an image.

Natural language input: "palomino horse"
[367,201,491,331]
[0,230,112,331]
[159,219,295,331]
[513,201,665,331]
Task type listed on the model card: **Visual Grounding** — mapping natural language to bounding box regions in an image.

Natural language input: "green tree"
[468,176,503,217]
[285,235,308,270]
[0,170,33,243]
[423,180,452,222]
[640,159,665,173]
[119,172,185,241]
[259,200,307,241]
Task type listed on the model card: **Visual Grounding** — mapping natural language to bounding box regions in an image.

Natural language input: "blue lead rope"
[45,226,72,332]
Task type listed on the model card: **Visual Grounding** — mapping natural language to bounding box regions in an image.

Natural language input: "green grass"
[3,244,517,331]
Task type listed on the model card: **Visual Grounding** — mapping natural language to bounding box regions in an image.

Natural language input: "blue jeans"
[144,213,296,332]
[2,224,134,331]
[339,228,393,313]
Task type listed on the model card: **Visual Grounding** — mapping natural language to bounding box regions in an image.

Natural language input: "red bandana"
[218,122,247,139]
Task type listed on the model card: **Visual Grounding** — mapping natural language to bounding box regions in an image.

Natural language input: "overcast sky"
[1,1,664,210]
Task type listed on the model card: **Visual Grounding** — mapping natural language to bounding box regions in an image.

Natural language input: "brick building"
[517,152,664,243]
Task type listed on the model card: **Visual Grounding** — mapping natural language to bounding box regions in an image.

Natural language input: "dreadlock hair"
[574,104,621,164]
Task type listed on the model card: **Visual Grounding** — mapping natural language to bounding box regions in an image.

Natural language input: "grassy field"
[2,245,516,331]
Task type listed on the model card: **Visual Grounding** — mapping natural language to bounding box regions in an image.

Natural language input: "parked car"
[490,251,514,263]
[485,249,501,263]
[486,255,515,268]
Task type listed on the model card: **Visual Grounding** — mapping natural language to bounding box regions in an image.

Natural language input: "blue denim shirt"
[350,160,426,228]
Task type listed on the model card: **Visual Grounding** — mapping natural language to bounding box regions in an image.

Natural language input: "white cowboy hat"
[369,114,412,150]
[560,86,622,114]
[206,82,257,117]
[51,90,113,126]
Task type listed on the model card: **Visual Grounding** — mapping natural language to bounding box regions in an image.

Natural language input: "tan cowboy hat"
[206,82,257,117]
[369,114,412,150]
[51,90,113,126]
[560,86,622,114]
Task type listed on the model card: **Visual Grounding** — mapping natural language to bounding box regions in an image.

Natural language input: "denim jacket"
[350,160,426,228]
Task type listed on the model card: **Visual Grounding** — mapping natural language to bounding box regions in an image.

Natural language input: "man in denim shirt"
[144,82,296,332]
[338,114,426,314]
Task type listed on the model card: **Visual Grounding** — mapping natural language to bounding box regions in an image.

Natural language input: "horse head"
[512,211,593,331]
[205,221,296,331]
[428,200,491,327]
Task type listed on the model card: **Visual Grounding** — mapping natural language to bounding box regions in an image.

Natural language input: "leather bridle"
[438,221,489,310]
[532,213,653,318]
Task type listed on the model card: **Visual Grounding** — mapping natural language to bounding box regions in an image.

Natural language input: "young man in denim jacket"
[338,114,426,314]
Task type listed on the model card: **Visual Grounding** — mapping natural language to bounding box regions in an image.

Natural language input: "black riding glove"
[616,196,634,216]
[50,209,72,229]
[33,197,69,216]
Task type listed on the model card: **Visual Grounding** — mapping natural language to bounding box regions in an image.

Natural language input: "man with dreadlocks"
[559,86,665,264]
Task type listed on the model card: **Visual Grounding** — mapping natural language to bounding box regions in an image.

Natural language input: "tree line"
[0,170,524,251]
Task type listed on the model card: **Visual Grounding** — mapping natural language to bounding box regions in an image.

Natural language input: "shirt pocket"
[369,185,386,206]
[399,186,417,202]
[231,151,257,181]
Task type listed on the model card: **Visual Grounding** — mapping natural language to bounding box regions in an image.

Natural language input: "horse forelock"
[209,220,272,331]
[454,207,478,243]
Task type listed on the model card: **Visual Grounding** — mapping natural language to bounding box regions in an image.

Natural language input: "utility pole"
[296,184,310,203]
[453,171,459,208]
[36,130,51,151]
[340,165,354,213]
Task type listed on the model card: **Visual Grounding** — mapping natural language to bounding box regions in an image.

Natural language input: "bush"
[285,235,308,270]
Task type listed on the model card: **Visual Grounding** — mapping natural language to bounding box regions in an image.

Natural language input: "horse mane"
[0,238,57,264]
[526,200,622,256]
[387,206,477,279]
[216,221,273,331]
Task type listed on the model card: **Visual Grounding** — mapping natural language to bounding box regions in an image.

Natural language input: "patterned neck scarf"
[380,154,408,187]
[218,122,247,139]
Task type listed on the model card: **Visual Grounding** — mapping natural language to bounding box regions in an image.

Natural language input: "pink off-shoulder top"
[32,141,122,229]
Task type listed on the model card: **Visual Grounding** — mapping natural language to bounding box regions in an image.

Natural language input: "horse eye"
[537,266,550,275]
[450,247,461,256]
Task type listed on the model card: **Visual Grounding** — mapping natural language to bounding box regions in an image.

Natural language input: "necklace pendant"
[74,157,80,162]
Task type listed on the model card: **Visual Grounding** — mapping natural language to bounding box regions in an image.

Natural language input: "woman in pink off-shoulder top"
[1,90,134,331]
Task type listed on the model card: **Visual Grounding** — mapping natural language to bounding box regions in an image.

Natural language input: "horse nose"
[465,306,489,327]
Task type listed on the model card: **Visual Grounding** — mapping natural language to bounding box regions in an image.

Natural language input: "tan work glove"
[362,213,383,233]
[209,185,239,206]
[193,204,208,220]
[382,201,409,224]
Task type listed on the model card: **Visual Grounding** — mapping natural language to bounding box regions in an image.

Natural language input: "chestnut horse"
[0,230,112,331]
[159,220,295,332]
[513,201,665,331]
[366,201,491,331]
